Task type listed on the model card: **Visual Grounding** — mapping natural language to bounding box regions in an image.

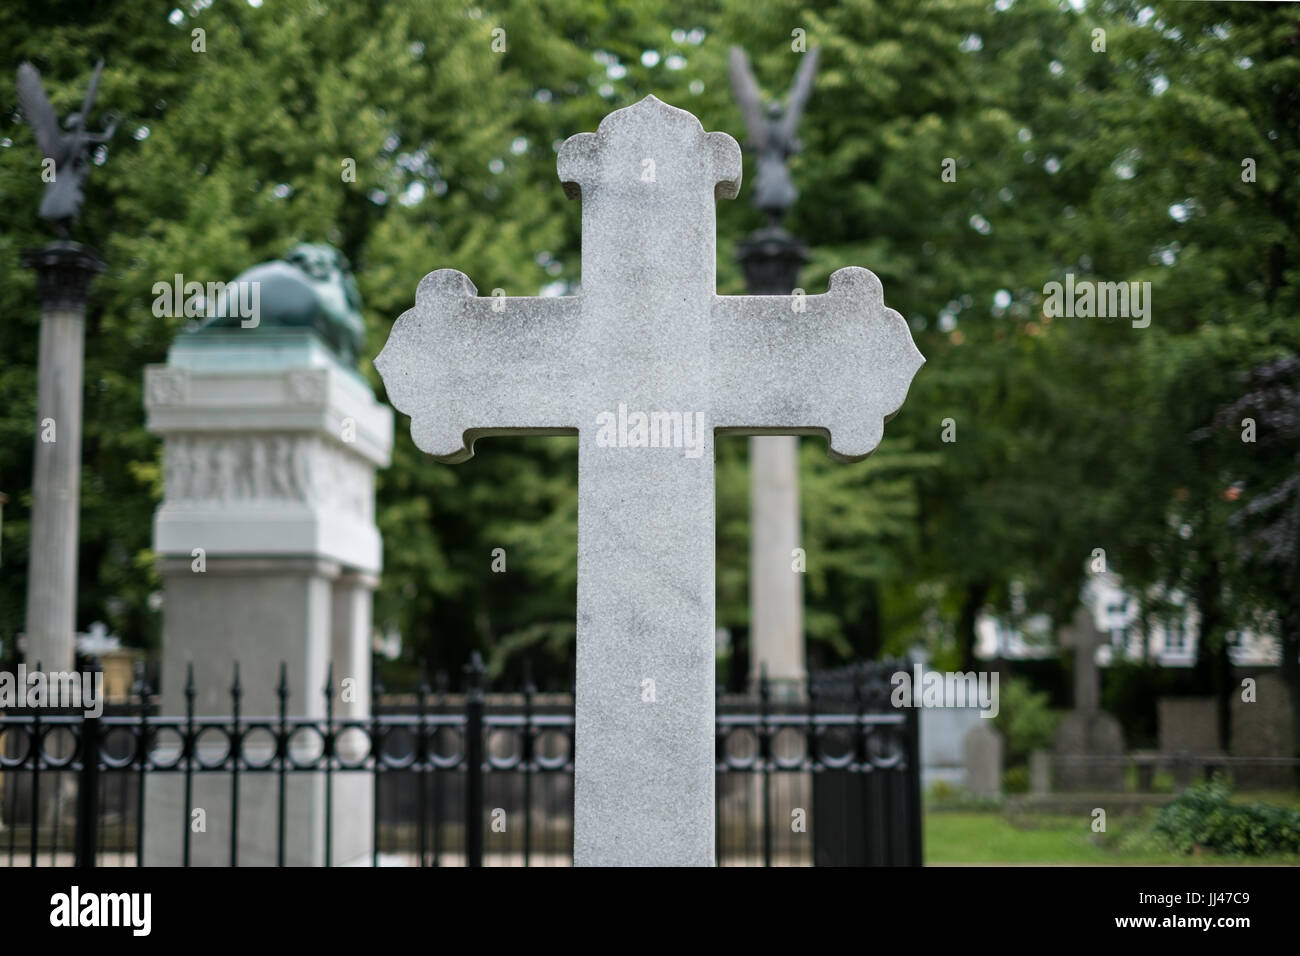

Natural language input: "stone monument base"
[144,769,370,866]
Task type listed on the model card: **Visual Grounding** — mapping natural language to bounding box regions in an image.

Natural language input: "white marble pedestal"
[142,333,391,865]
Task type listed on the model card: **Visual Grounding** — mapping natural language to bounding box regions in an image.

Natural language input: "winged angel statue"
[728,45,820,225]
[16,59,118,233]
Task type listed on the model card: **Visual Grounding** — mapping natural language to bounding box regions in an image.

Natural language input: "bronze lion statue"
[197,243,366,368]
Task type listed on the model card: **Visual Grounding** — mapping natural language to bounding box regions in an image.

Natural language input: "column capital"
[21,241,106,312]
[736,226,809,295]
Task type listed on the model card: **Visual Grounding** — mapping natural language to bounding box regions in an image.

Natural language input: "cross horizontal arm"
[374,269,581,462]
[710,267,924,461]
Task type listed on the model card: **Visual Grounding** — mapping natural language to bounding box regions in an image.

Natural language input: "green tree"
[3,0,1295,706]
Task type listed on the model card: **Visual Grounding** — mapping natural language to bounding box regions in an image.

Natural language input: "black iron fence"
[0,656,920,867]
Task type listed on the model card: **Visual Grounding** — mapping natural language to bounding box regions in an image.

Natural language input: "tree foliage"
[1,0,1296,702]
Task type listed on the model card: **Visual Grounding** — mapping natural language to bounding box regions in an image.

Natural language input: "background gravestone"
[1230,672,1297,789]
[1053,606,1125,791]
[1158,697,1221,754]
[963,721,1004,800]
[908,647,983,790]
[1158,696,1223,789]
[921,707,984,789]
[1029,749,1052,795]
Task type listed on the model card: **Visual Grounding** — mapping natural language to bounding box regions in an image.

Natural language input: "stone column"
[749,435,804,688]
[332,571,377,718]
[142,331,392,865]
[739,227,808,694]
[20,241,104,671]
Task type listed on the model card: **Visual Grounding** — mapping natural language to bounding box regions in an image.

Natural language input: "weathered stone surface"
[1054,711,1126,791]
[1029,749,1051,795]
[1158,697,1221,755]
[963,721,1004,800]
[1231,671,1296,788]
[376,96,924,866]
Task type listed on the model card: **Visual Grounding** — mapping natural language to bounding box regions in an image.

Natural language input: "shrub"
[993,676,1060,764]
[1152,781,1300,856]
[1003,765,1030,794]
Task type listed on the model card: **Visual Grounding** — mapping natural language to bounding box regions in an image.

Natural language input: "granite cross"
[375,96,924,866]
[1061,606,1108,713]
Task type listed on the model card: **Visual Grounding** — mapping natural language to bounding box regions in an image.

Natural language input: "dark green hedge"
[1153,782,1300,857]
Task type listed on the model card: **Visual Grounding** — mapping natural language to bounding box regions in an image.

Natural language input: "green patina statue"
[197,243,366,368]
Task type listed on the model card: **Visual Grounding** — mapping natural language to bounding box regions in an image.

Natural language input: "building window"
[1165,618,1187,654]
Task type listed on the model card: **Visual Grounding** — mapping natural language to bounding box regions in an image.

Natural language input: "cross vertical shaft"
[562,98,736,865]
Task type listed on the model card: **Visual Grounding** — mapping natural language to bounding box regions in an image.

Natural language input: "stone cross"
[376,96,924,866]
[1060,605,1107,713]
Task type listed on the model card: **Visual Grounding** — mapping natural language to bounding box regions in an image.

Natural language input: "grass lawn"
[925,799,1300,866]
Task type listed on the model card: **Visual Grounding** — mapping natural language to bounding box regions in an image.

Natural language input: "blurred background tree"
[1,0,1296,706]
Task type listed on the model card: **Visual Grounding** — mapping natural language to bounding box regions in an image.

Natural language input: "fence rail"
[0,656,921,867]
